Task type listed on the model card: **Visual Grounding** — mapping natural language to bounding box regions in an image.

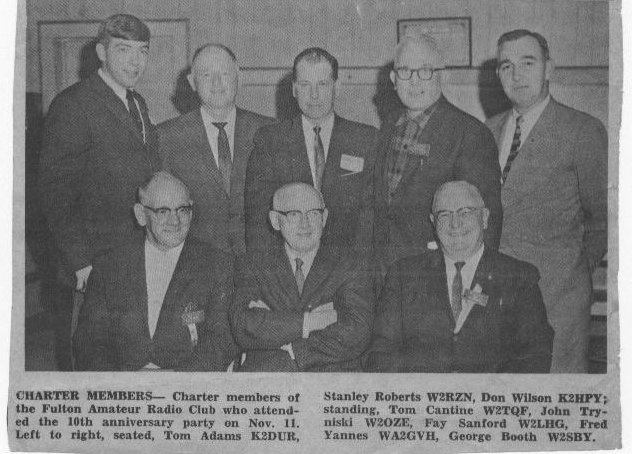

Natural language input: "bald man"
[373,35,502,282]
[230,182,373,372]
[366,181,552,373]
[74,171,237,371]
[159,43,274,254]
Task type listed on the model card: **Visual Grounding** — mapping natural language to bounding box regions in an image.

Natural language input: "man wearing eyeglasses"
[365,180,552,373]
[245,47,377,257]
[231,182,373,372]
[73,172,237,371]
[373,34,502,286]
[486,30,607,373]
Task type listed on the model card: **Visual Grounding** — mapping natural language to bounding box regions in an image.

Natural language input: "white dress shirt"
[200,106,237,167]
[444,245,485,303]
[144,240,184,338]
[301,114,335,184]
[285,243,318,278]
[499,95,550,169]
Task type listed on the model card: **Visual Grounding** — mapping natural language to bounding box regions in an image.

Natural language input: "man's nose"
[298,212,310,228]
[309,85,319,100]
[165,211,180,226]
[449,212,462,229]
[211,72,222,86]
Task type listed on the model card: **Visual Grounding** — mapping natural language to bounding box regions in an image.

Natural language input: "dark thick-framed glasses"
[394,66,444,81]
[142,204,193,221]
[434,206,483,225]
[274,208,325,224]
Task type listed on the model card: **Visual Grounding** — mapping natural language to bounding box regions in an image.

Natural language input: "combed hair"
[97,14,150,45]
[137,171,190,204]
[497,29,550,60]
[292,47,338,81]
[192,43,238,65]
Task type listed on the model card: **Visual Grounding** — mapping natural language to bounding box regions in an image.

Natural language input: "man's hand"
[248,300,270,310]
[75,265,93,292]
[303,304,337,338]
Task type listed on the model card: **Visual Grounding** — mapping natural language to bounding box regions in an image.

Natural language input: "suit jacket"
[73,238,237,371]
[158,108,275,254]
[230,244,373,372]
[244,115,378,256]
[38,73,160,285]
[365,249,553,373]
[486,98,607,372]
[373,96,502,271]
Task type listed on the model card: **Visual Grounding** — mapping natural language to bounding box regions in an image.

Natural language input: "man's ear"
[322,208,329,228]
[186,72,196,91]
[95,42,107,64]
[429,213,436,228]
[544,57,555,81]
[292,82,298,100]
[133,203,148,227]
[389,70,397,86]
[269,211,281,231]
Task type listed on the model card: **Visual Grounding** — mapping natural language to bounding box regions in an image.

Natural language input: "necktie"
[126,89,144,140]
[313,126,326,190]
[295,258,305,295]
[451,261,466,320]
[212,122,232,194]
[501,115,523,184]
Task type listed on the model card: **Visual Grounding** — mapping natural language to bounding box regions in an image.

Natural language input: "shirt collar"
[513,94,550,123]
[200,106,237,128]
[144,238,185,260]
[444,244,485,274]
[302,113,335,135]
[398,98,440,126]
[284,243,319,274]
[98,68,129,105]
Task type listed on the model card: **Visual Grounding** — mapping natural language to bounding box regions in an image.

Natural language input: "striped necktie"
[295,258,305,295]
[451,261,466,319]
[501,115,523,184]
[313,126,326,190]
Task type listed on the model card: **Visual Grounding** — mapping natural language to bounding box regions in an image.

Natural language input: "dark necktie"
[295,258,305,295]
[212,122,232,194]
[501,115,523,184]
[126,89,144,141]
[451,261,466,320]
[313,126,326,190]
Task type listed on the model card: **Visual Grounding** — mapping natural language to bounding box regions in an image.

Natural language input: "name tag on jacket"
[340,154,364,174]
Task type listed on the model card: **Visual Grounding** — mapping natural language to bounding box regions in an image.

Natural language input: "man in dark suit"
[373,34,502,278]
[365,181,552,373]
[245,48,377,256]
[74,172,236,371]
[486,30,607,372]
[38,14,160,369]
[159,44,274,254]
[231,183,373,372]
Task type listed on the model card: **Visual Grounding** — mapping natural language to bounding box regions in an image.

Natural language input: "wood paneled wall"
[26,0,609,124]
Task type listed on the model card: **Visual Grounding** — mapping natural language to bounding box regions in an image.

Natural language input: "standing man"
[159,44,274,254]
[487,30,608,372]
[231,183,373,372]
[245,47,377,255]
[74,172,236,371]
[373,35,502,278]
[365,181,552,373]
[38,14,159,369]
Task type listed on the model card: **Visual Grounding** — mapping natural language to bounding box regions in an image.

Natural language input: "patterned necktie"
[313,126,326,190]
[451,261,466,320]
[501,115,523,184]
[212,122,232,194]
[126,89,145,142]
[295,258,305,295]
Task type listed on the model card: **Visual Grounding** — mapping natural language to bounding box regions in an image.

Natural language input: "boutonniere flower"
[181,302,205,348]
[463,284,489,307]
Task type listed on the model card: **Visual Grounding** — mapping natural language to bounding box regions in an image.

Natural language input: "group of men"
[38,14,607,373]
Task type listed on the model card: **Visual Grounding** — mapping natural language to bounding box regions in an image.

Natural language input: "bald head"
[272,182,325,211]
[432,181,485,213]
[138,171,191,205]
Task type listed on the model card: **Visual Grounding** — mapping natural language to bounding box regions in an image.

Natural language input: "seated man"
[365,180,553,373]
[73,171,237,371]
[230,182,373,372]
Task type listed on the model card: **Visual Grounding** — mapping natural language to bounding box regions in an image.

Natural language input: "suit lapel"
[88,73,145,145]
[424,252,454,323]
[457,248,498,332]
[124,241,152,342]
[268,244,302,308]
[321,115,343,189]
[288,117,313,183]
[490,110,511,147]
[231,108,250,191]
[300,246,337,308]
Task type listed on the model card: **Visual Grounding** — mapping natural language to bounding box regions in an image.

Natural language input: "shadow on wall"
[275,71,301,120]
[477,58,512,120]
[78,39,101,80]
[171,67,200,115]
[372,61,404,126]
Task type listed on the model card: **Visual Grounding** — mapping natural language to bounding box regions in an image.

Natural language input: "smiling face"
[269,183,328,254]
[431,181,489,261]
[96,37,149,89]
[293,60,337,124]
[134,174,193,251]
[497,35,552,113]
[391,39,443,113]
[189,46,239,114]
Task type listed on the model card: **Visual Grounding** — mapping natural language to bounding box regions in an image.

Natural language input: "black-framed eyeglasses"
[434,206,483,224]
[394,66,444,81]
[142,204,193,221]
[273,208,325,224]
